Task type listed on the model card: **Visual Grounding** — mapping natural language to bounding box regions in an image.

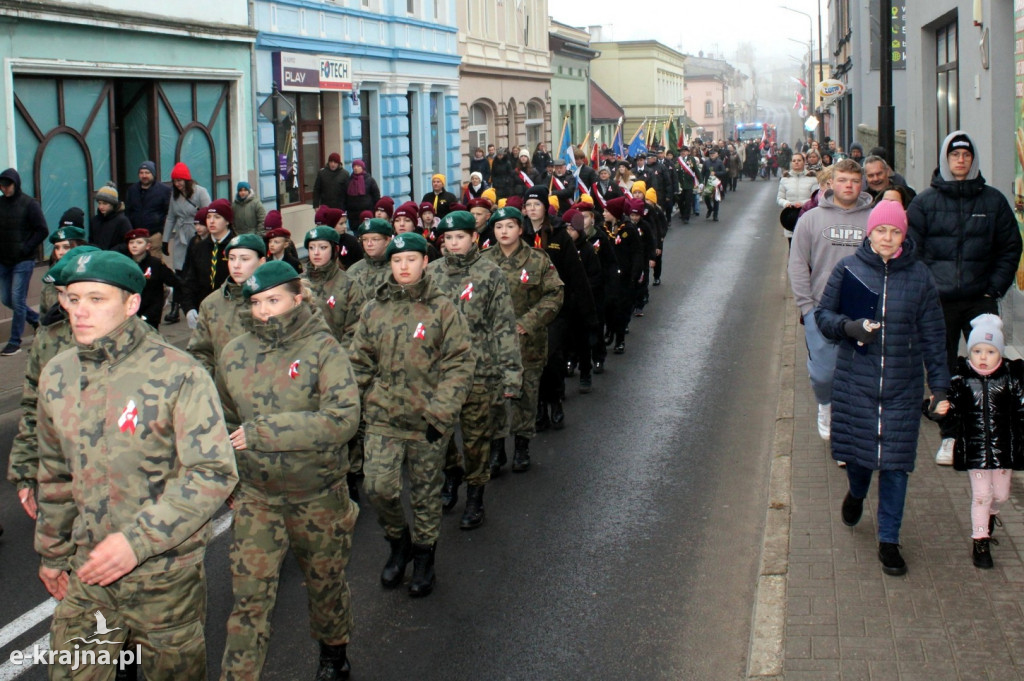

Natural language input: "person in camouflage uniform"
[8,246,98,520]
[41,222,87,316]
[349,232,474,597]
[483,207,564,474]
[34,250,238,681]
[428,211,522,529]
[186,233,266,376]
[216,261,361,681]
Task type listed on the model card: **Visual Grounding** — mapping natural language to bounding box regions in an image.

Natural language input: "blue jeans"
[802,311,839,405]
[846,462,910,543]
[0,259,39,347]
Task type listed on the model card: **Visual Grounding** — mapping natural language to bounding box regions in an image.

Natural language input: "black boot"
[346,472,360,504]
[535,402,551,432]
[973,538,994,569]
[489,438,507,477]
[314,642,350,681]
[408,543,436,597]
[459,485,485,530]
[380,528,412,588]
[163,302,180,324]
[550,400,565,430]
[441,466,463,512]
[512,436,531,472]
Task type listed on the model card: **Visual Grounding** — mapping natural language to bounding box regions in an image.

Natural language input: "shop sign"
[273,52,353,92]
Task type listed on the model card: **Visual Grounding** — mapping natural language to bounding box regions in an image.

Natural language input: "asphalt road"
[0,177,789,680]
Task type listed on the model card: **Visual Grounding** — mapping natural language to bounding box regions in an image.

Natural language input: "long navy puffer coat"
[816,238,950,471]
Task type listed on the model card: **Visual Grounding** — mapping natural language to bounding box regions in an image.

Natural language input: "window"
[525,100,543,151]
[407,0,415,15]
[705,100,714,117]
[275,92,323,207]
[430,93,443,173]
[468,102,489,159]
[936,19,959,156]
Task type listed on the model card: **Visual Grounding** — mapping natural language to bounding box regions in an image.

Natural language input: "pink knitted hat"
[866,199,908,236]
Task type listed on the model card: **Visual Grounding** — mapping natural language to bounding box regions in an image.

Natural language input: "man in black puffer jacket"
[0,168,48,356]
[907,130,1023,465]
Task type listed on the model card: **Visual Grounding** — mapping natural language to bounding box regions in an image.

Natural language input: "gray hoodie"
[937,129,981,182]
[787,189,875,316]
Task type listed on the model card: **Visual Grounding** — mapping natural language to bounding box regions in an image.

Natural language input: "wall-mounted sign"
[273,52,353,93]
[816,79,846,106]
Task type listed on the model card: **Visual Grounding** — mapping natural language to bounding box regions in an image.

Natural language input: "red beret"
[467,198,493,211]
[418,202,435,216]
[125,228,150,241]
[264,209,282,230]
[315,205,344,227]
[207,198,233,223]
[193,206,210,225]
[604,196,628,220]
[560,208,580,227]
[392,201,419,222]
[264,227,291,241]
[505,195,524,210]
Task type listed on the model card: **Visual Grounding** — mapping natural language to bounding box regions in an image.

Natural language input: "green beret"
[436,210,477,234]
[243,260,300,299]
[384,232,429,258]
[487,206,523,228]
[358,218,395,238]
[42,245,101,286]
[64,250,145,294]
[225,233,267,257]
[304,226,340,247]
[49,226,87,244]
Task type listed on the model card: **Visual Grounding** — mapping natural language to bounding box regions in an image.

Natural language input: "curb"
[746,276,796,680]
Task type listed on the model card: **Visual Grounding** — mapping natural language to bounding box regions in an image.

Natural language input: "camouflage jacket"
[428,245,523,395]
[35,316,238,574]
[8,315,75,490]
[342,254,391,340]
[349,275,474,440]
[484,242,564,367]
[40,282,58,318]
[186,278,252,376]
[302,257,357,341]
[216,303,360,504]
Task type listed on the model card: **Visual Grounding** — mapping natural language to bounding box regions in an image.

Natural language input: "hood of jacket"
[440,245,482,273]
[1,168,22,197]
[938,129,981,182]
[816,188,875,215]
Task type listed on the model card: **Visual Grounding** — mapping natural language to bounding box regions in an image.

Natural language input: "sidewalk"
[765,305,1024,680]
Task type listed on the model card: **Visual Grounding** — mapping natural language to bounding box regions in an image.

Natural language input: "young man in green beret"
[428,211,522,528]
[34,250,238,679]
[349,232,474,596]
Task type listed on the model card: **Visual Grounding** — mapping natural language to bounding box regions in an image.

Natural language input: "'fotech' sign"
[273,52,353,93]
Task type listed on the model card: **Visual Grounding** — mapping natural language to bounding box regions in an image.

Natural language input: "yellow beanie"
[580,193,594,206]
[549,195,560,210]
[432,173,447,185]
[631,180,647,194]
[645,188,658,203]
[497,198,508,208]
[482,187,497,203]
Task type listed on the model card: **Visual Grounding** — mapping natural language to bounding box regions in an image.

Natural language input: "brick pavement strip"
[755,285,1024,680]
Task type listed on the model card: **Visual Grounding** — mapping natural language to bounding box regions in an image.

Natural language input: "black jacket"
[180,230,235,314]
[537,220,597,327]
[90,206,134,252]
[313,166,350,209]
[421,190,458,217]
[490,156,515,199]
[342,175,380,217]
[124,181,171,235]
[940,356,1024,471]
[134,253,180,327]
[0,168,48,265]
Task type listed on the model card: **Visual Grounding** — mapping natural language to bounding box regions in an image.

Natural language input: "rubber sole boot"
[878,542,907,576]
[489,438,507,478]
[163,302,180,324]
[459,485,485,530]
[380,528,412,588]
[841,492,863,527]
[550,400,565,430]
[973,538,994,569]
[535,402,551,432]
[441,466,463,512]
[512,436,531,472]
[408,543,436,597]
[314,643,350,680]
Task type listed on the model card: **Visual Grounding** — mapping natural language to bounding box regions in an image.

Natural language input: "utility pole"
[878,0,895,167]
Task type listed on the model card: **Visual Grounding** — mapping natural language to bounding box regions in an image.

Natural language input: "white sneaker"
[817,403,831,440]
[935,438,954,465]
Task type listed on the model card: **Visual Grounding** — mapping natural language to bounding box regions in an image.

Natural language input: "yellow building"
[589,40,686,139]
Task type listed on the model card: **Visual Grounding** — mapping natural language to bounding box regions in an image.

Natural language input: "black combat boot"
[314,642,350,680]
[535,402,551,432]
[380,528,412,588]
[441,466,463,511]
[346,472,360,504]
[408,543,436,597]
[489,438,507,477]
[163,302,180,324]
[512,436,531,472]
[550,400,565,430]
[973,538,994,569]
[460,485,485,530]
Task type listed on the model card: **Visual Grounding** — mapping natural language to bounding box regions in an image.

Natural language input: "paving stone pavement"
[783,318,1024,681]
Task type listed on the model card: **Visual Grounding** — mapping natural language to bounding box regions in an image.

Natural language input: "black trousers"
[540,316,570,403]
[676,190,693,222]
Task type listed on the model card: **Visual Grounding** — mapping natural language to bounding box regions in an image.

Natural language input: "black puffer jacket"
[0,168,48,265]
[940,356,1024,471]
[906,130,1022,302]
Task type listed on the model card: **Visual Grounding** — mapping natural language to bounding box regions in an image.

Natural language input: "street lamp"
[780,5,816,141]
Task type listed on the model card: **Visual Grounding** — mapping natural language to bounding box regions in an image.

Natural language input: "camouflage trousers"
[220,487,358,680]
[347,420,366,476]
[49,563,206,681]
[363,432,447,545]
[509,363,543,440]
[445,382,506,486]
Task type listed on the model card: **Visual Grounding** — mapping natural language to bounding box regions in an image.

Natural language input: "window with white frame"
[526,100,543,151]
[468,102,490,154]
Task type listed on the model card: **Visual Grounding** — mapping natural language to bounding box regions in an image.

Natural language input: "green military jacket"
[8,315,75,491]
[216,303,360,504]
[302,257,356,342]
[349,274,474,441]
[342,254,391,340]
[35,316,238,574]
[484,242,564,368]
[187,278,251,376]
[428,245,523,396]
[40,282,58,317]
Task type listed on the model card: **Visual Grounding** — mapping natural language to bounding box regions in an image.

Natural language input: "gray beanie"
[967,314,1005,355]
[139,160,157,176]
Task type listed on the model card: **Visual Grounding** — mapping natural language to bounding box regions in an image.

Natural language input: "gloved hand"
[426,424,442,444]
[186,309,199,329]
[843,318,880,345]
[162,242,170,256]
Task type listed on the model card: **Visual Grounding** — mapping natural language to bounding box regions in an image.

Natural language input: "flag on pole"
[667,116,679,154]
[612,116,625,157]
[557,115,576,169]
[627,119,648,159]
[591,141,599,169]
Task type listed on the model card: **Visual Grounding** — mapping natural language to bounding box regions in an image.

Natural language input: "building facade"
[253,0,461,235]
[1,0,255,252]
[457,0,551,181]
[549,21,598,150]
[684,56,742,143]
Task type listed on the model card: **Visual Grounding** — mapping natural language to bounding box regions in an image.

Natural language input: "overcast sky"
[548,0,824,66]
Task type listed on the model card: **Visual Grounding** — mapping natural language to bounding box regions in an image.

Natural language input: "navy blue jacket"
[816,238,950,471]
[124,180,171,236]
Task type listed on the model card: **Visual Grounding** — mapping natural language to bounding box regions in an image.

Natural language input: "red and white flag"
[143,267,152,279]
[289,360,300,379]
[413,322,426,340]
[118,400,138,435]
[327,295,336,308]
[518,169,534,188]
[520,269,530,283]
[341,246,348,256]
[481,238,491,250]
[460,282,474,300]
